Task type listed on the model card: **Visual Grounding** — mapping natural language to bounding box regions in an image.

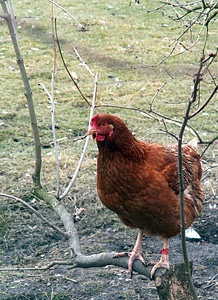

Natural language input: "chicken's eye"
[101,123,106,127]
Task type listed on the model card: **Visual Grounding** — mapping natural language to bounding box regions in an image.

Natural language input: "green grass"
[0,3,217,299]
[0,0,217,198]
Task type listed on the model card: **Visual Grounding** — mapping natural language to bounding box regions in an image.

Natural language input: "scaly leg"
[150,238,170,278]
[114,229,145,274]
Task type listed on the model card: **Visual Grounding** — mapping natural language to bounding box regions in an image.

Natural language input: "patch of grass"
[0,2,217,193]
[0,1,217,251]
[0,6,217,297]
[0,208,10,244]
[52,294,70,300]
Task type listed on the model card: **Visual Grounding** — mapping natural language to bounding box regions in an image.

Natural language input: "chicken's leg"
[114,229,145,274]
[150,239,170,278]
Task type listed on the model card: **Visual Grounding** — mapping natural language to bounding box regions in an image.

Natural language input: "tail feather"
[188,137,198,152]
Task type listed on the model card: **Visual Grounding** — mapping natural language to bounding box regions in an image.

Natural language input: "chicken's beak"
[85,127,99,139]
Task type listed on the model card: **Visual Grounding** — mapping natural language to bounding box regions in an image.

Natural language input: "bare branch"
[177,56,208,300]
[59,72,98,200]
[50,12,60,197]
[7,0,17,43]
[73,252,151,276]
[201,135,218,156]
[149,82,167,110]
[38,82,51,99]
[205,10,218,26]
[33,187,82,254]
[54,20,91,106]
[74,47,95,77]
[0,193,69,238]
[0,0,42,187]
[49,0,85,30]
[188,84,218,119]
[144,0,218,65]
[0,260,73,271]
[94,103,202,141]
[0,252,151,277]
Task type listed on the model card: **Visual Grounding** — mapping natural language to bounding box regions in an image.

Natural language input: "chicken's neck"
[96,132,148,163]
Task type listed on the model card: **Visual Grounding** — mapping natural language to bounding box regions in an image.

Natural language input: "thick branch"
[0,250,149,277]
[33,186,82,254]
[74,252,150,276]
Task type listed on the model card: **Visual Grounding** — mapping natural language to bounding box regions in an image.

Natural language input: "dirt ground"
[0,182,217,300]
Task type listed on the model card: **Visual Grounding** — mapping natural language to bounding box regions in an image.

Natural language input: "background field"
[0,1,217,299]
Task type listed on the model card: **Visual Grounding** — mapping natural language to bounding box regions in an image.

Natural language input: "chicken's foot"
[114,229,145,275]
[150,239,170,278]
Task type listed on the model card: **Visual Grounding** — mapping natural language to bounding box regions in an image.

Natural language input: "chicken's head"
[86,113,114,141]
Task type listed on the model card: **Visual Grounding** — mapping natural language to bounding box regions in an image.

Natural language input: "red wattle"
[96,134,105,141]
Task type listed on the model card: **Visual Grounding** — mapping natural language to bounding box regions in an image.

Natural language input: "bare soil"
[0,185,217,300]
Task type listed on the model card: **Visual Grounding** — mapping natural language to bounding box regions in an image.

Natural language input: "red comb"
[90,114,99,126]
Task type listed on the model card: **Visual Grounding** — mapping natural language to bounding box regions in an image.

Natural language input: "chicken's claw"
[150,259,170,279]
[114,251,146,275]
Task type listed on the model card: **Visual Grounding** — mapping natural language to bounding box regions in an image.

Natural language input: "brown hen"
[86,113,204,276]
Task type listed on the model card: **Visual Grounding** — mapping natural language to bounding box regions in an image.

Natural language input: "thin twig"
[74,47,95,77]
[49,0,85,30]
[143,0,217,66]
[188,84,218,119]
[0,193,70,238]
[201,135,218,156]
[54,20,91,106]
[141,13,204,67]
[38,82,51,98]
[149,82,167,110]
[50,13,60,198]
[95,102,203,140]
[0,260,74,271]
[59,70,98,200]
[205,273,218,287]
[177,57,206,300]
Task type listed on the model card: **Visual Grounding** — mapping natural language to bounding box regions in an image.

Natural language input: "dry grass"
[0,0,217,222]
[0,4,217,294]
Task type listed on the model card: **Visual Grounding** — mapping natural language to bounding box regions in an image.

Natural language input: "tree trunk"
[154,262,193,300]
